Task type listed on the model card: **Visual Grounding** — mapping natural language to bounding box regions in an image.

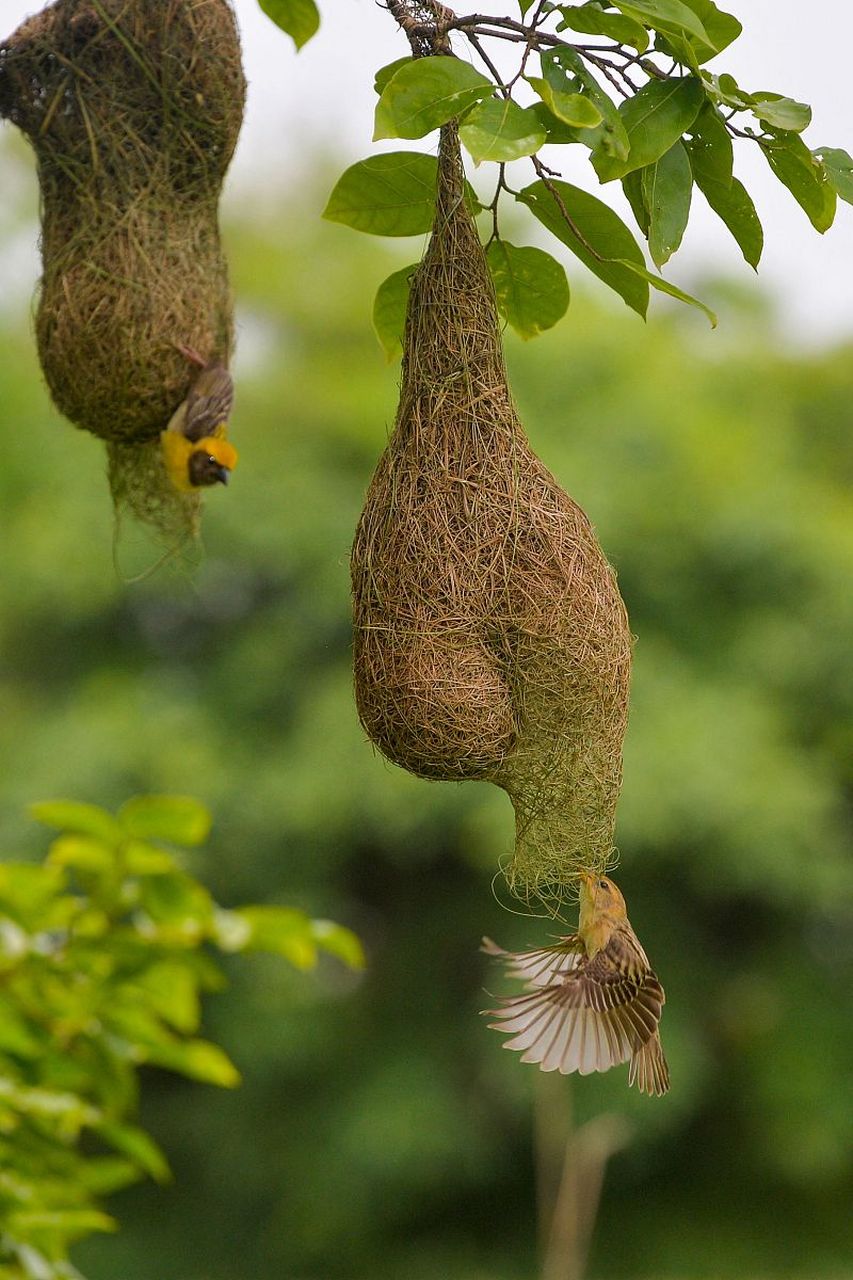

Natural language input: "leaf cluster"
[264,0,852,348]
[0,797,362,1279]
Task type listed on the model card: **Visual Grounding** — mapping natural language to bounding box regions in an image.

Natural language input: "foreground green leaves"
[0,798,363,1279]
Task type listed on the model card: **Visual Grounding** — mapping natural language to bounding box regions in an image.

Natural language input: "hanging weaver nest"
[0,0,244,546]
[352,123,633,910]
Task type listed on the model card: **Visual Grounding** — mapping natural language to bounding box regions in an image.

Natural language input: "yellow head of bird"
[188,435,238,488]
[579,873,628,930]
[161,430,238,492]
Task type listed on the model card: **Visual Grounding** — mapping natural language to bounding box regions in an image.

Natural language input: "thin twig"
[465,29,509,96]
[531,156,603,262]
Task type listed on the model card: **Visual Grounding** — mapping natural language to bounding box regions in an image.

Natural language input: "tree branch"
[383,0,455,56]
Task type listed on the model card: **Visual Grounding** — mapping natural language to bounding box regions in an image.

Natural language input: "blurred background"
[1,1,853,1278]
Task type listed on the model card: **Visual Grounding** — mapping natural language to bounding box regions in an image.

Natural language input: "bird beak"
[215,466,230,486]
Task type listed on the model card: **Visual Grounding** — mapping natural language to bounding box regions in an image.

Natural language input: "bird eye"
[598,879,609,891]
[206,455,217,465]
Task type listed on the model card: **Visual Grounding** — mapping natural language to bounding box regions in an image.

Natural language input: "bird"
[161,344,238,492]
[483,872,669,1096]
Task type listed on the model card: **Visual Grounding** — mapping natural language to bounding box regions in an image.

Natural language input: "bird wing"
[183,366,235,442]
[481,935,583,987]
[486,928,664,1078]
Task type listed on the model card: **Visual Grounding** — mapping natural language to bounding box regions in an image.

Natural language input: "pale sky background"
[2,0,852,343]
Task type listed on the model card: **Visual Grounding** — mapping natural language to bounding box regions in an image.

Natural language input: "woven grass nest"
[0,0,245,544]
[352,124,633,909]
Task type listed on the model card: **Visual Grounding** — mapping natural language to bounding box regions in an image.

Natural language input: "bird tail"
[628,1030,670,1096]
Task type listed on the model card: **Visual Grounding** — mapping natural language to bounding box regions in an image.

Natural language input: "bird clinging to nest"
[483,873,669,1096]
[161,344,238,491]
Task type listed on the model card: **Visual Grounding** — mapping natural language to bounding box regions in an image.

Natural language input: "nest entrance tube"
[0,0,245,548]
[352,124,633,910]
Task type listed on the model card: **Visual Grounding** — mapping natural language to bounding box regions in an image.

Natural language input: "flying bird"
[483,873,669,1096]
[161,344,238,491]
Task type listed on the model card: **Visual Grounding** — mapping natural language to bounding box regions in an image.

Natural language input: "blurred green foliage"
[0,796,361,1278]
[0,142,850,1278]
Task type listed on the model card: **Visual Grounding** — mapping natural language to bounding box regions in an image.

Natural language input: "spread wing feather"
[481,936,582,988]
[485,927,668,1089]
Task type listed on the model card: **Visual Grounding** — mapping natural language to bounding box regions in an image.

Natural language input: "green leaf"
[704,71,754,109]
[526,77,602,129]
[324,154,440,237]
[688,102,733,186]
[136,1034,241,1087]
[122,839,177,875]
[676,0,742,60]
[138,873,213,933]
[311,920,367,970]
[532,103,580,146]
[486,241,570,338]
[642,139,692,266]
[0,995,41,1057]
[689,134,762,267]
[373,57,492,140]
[517,179,648,317]
[459,98,547,163]
[555,4,649,52]
[374,58,411,96]
[118,795,211,846]
[597,76,705,181]
[130,962,200,1034]
[616,0,709,36]
[46,834,113,876]
[622,169,650,235]
[539,50,629,165]
[762,134,836,233]
[615,0,710,47]
[7,1209,117,1240]
[617,258,717,325]
[235,905,318,969]
[751,93,812,133]
[78,1155,144,1195]
[258,0,319,50]
[96,1122,171,1182]
[373,264,416,361]
[814,147,853,205]
[0,863,65,924]
[30,801,121,845]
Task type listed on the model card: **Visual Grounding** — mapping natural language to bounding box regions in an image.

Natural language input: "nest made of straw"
[0,0,245,541]
[351,123,633,909]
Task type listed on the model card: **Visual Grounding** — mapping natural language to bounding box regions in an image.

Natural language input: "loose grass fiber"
[0,0,245,545]
[351,124,633,910]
